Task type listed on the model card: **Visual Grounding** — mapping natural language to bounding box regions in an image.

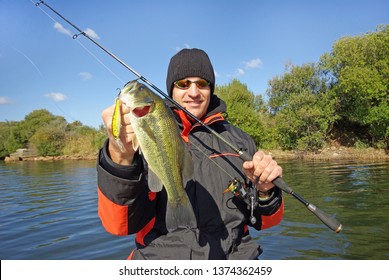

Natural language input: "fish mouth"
[132,105,151,118]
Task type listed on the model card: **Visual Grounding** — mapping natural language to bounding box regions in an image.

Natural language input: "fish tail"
[166,200,197,232]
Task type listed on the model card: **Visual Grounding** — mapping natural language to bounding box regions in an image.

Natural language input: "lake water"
[1,159,388,260]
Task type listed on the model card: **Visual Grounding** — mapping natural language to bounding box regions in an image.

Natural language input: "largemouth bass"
[112,81,196,232]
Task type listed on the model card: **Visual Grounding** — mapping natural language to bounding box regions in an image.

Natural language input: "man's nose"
[187,84,201,97]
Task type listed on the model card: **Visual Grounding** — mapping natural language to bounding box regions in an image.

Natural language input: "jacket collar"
[166,95,226,142]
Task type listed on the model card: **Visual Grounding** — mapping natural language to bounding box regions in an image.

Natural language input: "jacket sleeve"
[97,140,156,235]
[244,132,284,231]
[251,187,284,230]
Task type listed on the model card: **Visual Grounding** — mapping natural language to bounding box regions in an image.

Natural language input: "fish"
[112,80,196,232]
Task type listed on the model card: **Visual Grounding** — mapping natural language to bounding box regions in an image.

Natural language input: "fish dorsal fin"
[147,168,163,192]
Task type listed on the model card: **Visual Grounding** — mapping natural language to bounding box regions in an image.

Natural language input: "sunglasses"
[174,79,210,89]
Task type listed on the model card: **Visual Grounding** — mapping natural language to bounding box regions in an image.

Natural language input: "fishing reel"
[223,178,258,225]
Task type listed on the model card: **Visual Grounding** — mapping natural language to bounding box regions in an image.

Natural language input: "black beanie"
[166,48,215,96]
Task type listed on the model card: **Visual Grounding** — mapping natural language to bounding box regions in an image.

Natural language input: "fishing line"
[188,137,260,224]
[12,46,44,78]
[32,0,342,233]
[75,40,125,84]
[32,0,125,84]
[32,1,249,158]
[6,39,77,124]
[187,138,235,181]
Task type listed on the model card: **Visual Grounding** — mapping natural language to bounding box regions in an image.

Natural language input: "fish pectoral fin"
[147,169,163,192]
[166,199,197,232]
[142,123,157,142]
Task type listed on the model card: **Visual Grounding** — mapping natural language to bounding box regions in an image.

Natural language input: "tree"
[215,80,266,147]
[63,121,105,155]
[18,109,66,144]
[267,63,337,151]
[320,25,389,148]
[0,109,105,157]
[29,121,66,156]
[0,121,24,158]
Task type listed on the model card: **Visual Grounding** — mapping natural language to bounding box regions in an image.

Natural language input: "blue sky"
[0,0,388,128]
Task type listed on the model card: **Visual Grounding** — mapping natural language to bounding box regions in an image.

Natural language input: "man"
[97,48,284,259]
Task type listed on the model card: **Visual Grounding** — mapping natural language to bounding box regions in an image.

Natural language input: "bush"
[30,125,66,156]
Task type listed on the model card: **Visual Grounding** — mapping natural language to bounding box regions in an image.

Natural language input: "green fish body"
[116,81,196,232]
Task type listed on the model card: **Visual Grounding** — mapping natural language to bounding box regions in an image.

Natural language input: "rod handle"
[272,177,294,194]
[274,176,342,233]
[307,204,343,233]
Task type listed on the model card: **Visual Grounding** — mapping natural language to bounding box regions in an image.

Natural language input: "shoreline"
[3,154,98,162]
[265,146,389,161]
[3,147,389,162]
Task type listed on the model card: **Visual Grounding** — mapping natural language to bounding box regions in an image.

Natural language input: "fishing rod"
[34,0,342,233]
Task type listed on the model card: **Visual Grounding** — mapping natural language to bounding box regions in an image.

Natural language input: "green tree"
[215,79,265,147]
[63,121,104,155]
[320,25,389,148]
[18,109,66,144]
[267,63,337,151]
[0,121,24,158]
[1,109,105,158]
[29,122,66,156]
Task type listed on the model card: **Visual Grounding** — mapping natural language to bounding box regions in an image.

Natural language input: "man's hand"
[242,151,282,192]
[101,103,136,165]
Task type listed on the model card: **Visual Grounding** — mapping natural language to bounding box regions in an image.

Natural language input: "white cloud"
[175,43,191,51]
[84,28,100,40]
[0,96,11,105]
[53,22,100,40]
[45,92,67,102]
[244,58,263,69]
[236,68,245,76]
[79,72,92,80]
[228,58,263,78]
[54,22,72,37]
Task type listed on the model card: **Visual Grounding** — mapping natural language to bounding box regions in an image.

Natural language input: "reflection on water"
[0,159,388,259]
[255,160,389,260]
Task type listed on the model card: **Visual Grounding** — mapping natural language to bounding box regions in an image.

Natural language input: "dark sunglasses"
[174,79,210,89]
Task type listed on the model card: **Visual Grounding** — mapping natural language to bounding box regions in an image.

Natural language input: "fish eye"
[139,85,145,91]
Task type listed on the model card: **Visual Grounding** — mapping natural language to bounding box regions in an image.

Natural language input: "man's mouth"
[184,100,202,106]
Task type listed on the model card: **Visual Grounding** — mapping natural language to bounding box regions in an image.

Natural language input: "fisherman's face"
[172,77,211,119]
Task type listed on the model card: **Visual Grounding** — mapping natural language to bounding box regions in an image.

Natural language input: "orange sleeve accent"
[97,187,129,236]
[261,199,284,230]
